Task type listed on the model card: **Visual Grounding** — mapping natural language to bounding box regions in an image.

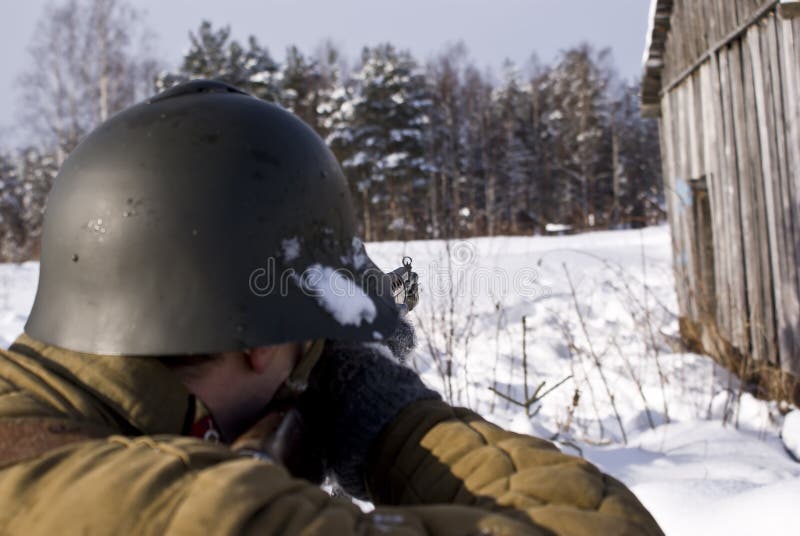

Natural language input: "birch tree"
[18,0,159,159]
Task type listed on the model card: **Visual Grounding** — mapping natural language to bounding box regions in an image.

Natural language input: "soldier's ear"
[243,346,279,374]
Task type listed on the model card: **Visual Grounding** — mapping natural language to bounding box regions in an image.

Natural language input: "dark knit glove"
[299,320,439,498]
[384,317,417,364]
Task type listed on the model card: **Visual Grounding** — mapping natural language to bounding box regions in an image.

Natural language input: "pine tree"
[158,21,282,102]
[611,82,664,227]
[0,148,57,261]
[17,148,57,257]
[524,55,552,233]
[427,44,472,238]
[460,66,493,236]
[312,42,350,145]
[539,45,613,229]
[0,153,24,261]
[333,44,431,241]
[281,46,325,130]
[493,60,535,234]
[323,72,366,233]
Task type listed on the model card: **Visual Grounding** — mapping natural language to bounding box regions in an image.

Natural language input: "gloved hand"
[384,316,417,364]
[298,320,440,499]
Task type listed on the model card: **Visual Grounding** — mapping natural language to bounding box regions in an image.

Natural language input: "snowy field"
[367,226,799,536]
[0,226,798,535]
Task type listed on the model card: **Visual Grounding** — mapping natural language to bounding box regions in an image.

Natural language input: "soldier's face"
[177,342,303,441]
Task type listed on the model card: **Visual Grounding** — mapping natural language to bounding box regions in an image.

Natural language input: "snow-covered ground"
[0,226,797,535]
[367,226,799,536]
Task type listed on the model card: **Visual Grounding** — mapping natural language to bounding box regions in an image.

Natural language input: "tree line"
[0,0,664,261]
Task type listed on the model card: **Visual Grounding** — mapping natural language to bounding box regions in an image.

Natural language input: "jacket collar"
[10,333,193,435]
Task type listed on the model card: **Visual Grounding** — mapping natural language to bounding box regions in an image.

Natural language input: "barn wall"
[658,4,800,378]
[661,0,776,83]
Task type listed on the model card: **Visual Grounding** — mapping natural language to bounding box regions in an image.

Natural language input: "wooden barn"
[642,0,800,400]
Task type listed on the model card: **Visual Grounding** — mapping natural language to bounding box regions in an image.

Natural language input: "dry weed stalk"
[564,264,628,444]
[556,313,607,440]
[611,337,656,430]
[487,316,572,417]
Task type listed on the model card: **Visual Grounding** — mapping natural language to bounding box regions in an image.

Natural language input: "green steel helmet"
[25,79,399,355]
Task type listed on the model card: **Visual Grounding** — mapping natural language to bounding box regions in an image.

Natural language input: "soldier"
[0,80,662,535]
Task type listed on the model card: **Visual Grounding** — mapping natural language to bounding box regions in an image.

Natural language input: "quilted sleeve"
[366,399,663,536]
[0,434,549,535]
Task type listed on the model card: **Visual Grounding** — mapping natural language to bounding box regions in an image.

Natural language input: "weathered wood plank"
[686,75,702,179]
[683,82,703,320]
[732,36,770,363]
[706,40,742,346]
[699,59,732,338]
[718,46,750,351]
[778,17,800,375]
[741,26,778,364]
[685,72,718,320]
[718,1,731,51]
[752,18,788,366]
[782,18,800,291]
[762,14,800,370]
[659,93,692,319]
[713,49,739,346]
[730,39,759,360]
[674,83,700,320]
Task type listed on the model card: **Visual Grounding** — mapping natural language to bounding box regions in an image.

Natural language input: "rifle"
[387,256,418,314]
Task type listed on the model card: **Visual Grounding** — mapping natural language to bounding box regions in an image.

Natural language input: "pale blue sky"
[0,0,652,145]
